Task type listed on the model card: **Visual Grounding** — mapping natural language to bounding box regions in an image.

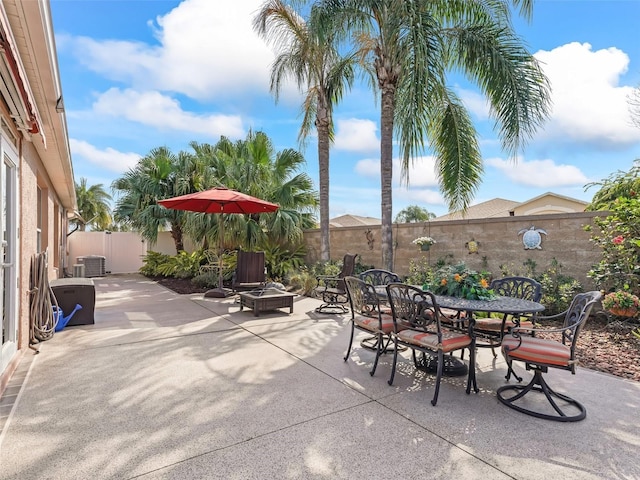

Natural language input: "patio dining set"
[313,254,602,422]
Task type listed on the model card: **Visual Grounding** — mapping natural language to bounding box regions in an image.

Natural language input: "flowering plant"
[602,291,640,314]
[426,263,496,300]
[412,236,436,246]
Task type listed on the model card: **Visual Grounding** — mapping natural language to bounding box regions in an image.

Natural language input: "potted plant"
[412,236,436,251]
[602,291,640,317]
[426,262,496,300]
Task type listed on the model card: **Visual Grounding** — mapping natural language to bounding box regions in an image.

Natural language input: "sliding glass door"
[1,137,18,374]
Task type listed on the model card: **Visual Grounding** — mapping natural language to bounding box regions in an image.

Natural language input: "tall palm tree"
[318,0,551,271]
[73,177,112,231]
[187,131,318,251]
[253,0,355,262]
[111,146,209,252]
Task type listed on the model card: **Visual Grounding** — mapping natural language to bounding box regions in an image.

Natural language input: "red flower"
[612,235,624,245]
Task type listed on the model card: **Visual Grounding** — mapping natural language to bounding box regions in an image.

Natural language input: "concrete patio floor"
[0,273,638,479]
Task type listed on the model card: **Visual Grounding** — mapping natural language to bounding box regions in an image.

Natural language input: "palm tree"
[253,0,355,262]
[73,177,112,231]
[187,131,318,251]
[111,146,208,252]
[395,205,436,223]
[317,0,551,271]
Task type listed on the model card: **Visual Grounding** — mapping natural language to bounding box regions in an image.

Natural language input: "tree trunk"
[380,83,396,272]
[316,101,331,263]
[171,222,185,253]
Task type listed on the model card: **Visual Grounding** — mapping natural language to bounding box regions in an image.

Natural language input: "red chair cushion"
[502,336,571,367]
[398,329,471,352]
[354,313,394,334]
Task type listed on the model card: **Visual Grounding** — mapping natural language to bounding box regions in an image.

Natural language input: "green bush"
[191,270,219,288]
[537,258,583,315]
[154,250,205,279]
[261,240,307,281]
[139,251,172,277]
[287,267,318,296]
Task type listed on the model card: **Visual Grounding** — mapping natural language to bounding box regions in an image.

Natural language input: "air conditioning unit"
[76,256,106,278]
[73,264,85,278]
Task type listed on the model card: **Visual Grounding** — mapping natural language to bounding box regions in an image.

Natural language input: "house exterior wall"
[513,195,586,216]
[0,0,76,394]
[304,211,605,290]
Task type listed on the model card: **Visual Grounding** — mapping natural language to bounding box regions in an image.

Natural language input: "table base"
[414,352,468,377]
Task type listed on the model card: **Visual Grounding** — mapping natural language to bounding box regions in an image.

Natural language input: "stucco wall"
[19,141,39,351]
[303,211,605,290]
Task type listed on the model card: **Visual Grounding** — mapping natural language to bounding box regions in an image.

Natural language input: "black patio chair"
[314,253,358,314]
[343,276,394,376]
[386,283,478,406]
[497,290,602,422]
[473,276,543,358]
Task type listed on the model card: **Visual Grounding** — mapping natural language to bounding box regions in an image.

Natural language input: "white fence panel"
[68,232,148,274]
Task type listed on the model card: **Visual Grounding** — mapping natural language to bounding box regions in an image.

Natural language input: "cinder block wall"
[303,211,605,289]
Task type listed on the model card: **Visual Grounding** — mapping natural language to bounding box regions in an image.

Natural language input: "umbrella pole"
[204,214,229,298]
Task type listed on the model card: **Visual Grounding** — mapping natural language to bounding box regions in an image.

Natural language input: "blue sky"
[51,0,640,219]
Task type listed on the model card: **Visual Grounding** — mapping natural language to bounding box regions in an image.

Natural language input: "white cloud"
[93,88,245,138]
[70,139,141,173]
[458,88,490,120]
[334,118,379,152]
[395,187,445,206]
[486,156,589,188]
[67,0,274,101]
[354,158,379,178]
[535,42,640,147]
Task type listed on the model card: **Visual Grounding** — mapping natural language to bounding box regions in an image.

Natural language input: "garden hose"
[29,250,58,345]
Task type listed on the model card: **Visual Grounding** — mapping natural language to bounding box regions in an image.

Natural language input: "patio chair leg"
[466,343,478,394]
[431,351,444,406]
[504,359,523,382]
[387,341,400,386]
[370,333,383,376]
[497,369,586,422]
[343,322,355,362]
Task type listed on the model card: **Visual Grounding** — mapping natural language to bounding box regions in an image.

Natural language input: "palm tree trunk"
[171,222,185,253]
[380,84,396,272]
[317,111,331,262]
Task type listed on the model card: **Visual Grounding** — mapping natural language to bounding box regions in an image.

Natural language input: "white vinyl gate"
[67,232,148,274]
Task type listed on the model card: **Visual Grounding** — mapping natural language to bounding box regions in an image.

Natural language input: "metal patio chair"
[343,276,394,377]
[386,283,478,406]
[497,290,602,422]
[314,253,357,314]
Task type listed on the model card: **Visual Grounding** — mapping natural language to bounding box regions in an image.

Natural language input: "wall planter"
[420,244,430,252]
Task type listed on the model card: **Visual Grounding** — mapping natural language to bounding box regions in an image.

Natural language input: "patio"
[0,274,638,479]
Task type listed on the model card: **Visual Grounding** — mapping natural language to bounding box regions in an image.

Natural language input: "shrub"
[139,251,172,277]
[537,258,583,315]
[191,270,219,289]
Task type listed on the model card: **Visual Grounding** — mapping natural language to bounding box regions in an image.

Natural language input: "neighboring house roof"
[435,198,520,221]
[435,193,588,221]
[330,214,381,228]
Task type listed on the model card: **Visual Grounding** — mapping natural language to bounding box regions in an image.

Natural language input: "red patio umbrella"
[158,187,279,297]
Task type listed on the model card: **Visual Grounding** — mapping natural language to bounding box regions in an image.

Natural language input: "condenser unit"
[73,264,85,277]
[76,255,106,278]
